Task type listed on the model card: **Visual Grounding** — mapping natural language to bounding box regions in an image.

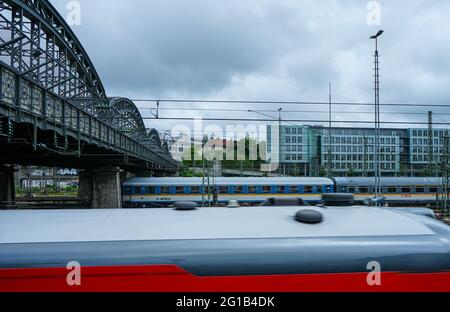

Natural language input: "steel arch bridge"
[0,0,178,173]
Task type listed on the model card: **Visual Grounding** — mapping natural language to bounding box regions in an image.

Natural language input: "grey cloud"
[53,0,297,97]
[49,0,450,132]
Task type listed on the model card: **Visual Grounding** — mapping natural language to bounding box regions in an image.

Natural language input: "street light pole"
[370,30,384,202]
[278,108,283,174]
[328,83,332,178]
[278,108,282,140]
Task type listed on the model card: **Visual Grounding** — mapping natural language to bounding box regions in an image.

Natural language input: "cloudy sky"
[50,0,450,137]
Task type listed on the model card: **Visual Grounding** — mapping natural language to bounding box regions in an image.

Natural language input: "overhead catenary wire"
[137,107,450,116]
[11,96,450,119]
[126,98,450,108]
[142,117,450,126]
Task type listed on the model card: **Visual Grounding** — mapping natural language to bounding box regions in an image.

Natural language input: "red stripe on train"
[1,265,450,292]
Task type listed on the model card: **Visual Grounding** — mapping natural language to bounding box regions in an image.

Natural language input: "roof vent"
[295,209,323,224]
[174,202,198,211]
[322,193,355,206]
[259,197,310,207]
[227,200,241,208]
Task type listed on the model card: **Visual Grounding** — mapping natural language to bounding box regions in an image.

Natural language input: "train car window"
[134,186,142,194]
[359,186,369,194]
[234,186,243,194]
[160,186,171,194]
[247,186,257,194]
[147,186,156,194]
[415,186,425,193]
[348,186,356,194]
[123,186,132,195]
[387,186,397,193]
[429,186,438,193]
[276,186,286,193]
[315,186,323,194]
[401,186,411,193]
[175,186,185,194]
[262,186,272,194]
[190,186,200,194]
[290,186,299,193]
[304,186,313,193]
[219,186,228,194]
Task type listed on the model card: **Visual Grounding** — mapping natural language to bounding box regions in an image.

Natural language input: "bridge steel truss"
[0,0,178,173]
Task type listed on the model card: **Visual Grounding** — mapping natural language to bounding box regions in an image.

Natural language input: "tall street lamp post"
[370,30,384,203]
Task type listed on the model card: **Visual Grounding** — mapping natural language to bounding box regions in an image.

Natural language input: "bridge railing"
[0,63,177,171]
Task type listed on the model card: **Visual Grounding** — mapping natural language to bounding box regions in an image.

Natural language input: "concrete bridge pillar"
[0,165,16,208]
[78,167,122,209]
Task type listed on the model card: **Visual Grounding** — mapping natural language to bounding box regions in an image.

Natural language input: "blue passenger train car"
[122,177,335,207]
[333,177,444,205]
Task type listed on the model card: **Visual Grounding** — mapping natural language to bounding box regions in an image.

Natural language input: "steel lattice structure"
[0,0,178,172]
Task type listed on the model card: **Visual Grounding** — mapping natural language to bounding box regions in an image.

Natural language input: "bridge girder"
[0,0,178,171]
[0,0,107,111]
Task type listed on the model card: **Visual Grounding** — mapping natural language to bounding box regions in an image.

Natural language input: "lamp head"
[370,30,384,39]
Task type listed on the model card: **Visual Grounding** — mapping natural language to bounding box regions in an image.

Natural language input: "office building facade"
[268,125,449,177]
